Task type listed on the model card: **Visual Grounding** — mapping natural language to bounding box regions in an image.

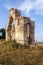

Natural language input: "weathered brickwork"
[6,8,35,44]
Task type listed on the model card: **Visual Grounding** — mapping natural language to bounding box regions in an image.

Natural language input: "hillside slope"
[0,40,43,65]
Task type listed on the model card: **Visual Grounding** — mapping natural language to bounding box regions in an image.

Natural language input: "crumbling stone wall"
[6,8,35,44]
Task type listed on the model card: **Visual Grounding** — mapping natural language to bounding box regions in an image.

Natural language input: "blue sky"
[0,0,43,42]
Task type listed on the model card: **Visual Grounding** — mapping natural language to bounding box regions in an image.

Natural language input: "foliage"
[0,29,5,39]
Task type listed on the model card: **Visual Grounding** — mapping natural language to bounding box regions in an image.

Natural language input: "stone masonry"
[6,8,35,44]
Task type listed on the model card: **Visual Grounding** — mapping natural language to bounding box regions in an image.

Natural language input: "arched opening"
[10,18,15,40]
[11,20,14,26]
[27,23,30,44]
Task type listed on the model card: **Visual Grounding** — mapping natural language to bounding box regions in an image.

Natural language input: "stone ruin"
[6,8,35,44]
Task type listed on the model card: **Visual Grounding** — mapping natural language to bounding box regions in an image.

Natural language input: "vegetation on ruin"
[0,40,43,65]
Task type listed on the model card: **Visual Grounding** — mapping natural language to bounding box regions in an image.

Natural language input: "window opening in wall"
[11,21,14,26]
[11,19,15,32]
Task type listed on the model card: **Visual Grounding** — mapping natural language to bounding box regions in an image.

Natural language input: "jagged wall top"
[10,8,21,18]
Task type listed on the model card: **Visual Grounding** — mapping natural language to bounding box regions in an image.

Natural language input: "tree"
[0,28,5,39]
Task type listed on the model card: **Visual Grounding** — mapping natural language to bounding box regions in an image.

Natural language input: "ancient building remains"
[6,8,35,44]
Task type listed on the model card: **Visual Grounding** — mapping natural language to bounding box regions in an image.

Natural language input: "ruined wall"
[6,8,35,44]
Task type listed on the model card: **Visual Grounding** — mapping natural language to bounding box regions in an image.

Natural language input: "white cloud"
[34,0,43,14]
[19,0,43,15]
[3,0,43,16]
[19,0,34,15]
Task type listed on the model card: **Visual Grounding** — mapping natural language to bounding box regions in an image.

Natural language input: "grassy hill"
[0,40,43,65]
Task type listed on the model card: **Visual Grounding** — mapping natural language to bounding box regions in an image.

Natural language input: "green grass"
[0,40,43,65]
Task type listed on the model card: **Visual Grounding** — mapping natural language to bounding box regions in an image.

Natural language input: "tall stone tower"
[6,8,35,44]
